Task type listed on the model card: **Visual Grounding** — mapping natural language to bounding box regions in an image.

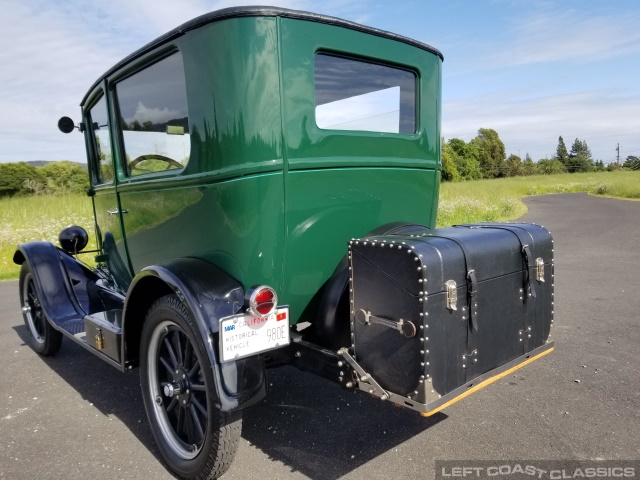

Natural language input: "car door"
[84,88,132,290]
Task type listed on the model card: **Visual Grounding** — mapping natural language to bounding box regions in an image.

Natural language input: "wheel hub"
[163,382,182,397]
[166,369,191,404]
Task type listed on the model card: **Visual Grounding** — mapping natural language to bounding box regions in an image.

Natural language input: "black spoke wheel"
[19,263,62,356]
[140,295,241,479]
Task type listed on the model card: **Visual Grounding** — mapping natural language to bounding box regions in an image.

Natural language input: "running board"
[52,310,124,371]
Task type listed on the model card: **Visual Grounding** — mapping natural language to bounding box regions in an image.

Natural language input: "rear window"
[314,53,416,134]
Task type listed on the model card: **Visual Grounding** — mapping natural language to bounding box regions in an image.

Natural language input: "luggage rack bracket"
[337,347,390,400]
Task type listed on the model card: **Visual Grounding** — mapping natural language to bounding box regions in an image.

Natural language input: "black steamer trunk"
[347,223,554,414]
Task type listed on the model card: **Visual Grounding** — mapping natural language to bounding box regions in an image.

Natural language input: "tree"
[555,136,569,166]
[0,162,46,197]
[569,138,592,160]
[568,138,594,172]
[606,162,621,171]
[447,138,482,180]
[40,161,88,194]
[522,154,537,176]
[470,128,506,178]
[441,141,460,181]
[505,154,523,177]
[623,156,640,170]
[537,157,566,175]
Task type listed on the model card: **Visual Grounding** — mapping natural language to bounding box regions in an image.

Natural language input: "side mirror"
[59,226,89,254]
[58,116,76,134]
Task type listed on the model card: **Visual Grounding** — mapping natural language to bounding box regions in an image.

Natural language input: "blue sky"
[1,0,639,164]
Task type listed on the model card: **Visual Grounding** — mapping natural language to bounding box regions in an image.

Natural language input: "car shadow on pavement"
[12,324,161,456]
[13,325,445,479]
[243,365,446,480]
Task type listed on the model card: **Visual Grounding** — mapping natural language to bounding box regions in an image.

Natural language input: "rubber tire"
[19,262,62,356]
[140,295,242,480]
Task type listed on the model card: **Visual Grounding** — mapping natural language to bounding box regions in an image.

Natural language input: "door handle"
[107,208,128,215]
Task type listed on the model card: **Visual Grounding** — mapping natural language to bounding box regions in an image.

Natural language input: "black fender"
[305,222,431,349]
[123,257,267,412]
[14,242,95,326]
[14,242,125,323]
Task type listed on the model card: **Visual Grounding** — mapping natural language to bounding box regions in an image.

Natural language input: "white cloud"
[435,4,640,163]
[0,2,135,162]
[443,89,640,162]
[125,102,182,125]
[0,0,375,162]
[496,9,640,66]
[3,0,636,166]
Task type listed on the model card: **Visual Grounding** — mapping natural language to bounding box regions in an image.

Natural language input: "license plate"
[219,307,290,363]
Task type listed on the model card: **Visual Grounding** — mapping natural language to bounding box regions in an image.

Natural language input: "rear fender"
[123,258,267,412]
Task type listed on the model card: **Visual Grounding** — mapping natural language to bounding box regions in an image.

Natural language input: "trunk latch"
[535,258,545,282]
[445,280,458,310]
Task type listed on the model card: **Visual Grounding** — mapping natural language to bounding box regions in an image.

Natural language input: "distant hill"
[26,160,87,170]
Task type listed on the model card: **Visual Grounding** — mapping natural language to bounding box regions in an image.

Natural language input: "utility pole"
[617,143,620,164]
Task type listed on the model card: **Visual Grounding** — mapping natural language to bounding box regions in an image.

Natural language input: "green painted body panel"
[82,14,442,325]
[283,168,437,320]
[93,18,287,296]
[119,173,285,291]
[177,18,283,177]
[278,18,441,321]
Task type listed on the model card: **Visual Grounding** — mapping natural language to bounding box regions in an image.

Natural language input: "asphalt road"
[1,192,639,479]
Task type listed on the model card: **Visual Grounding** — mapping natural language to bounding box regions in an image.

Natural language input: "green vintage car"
[15,6,554,480]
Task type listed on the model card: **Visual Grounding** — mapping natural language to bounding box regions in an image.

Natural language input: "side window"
[88,94,114,183]
[115,52,190,177]
[314,53,417,134]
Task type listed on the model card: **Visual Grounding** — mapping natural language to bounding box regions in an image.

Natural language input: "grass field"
[1,170,638,280]
[437,170,640,226]
[0,194,95,280]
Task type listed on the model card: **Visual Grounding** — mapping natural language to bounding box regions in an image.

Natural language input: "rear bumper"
[409,342,554,416]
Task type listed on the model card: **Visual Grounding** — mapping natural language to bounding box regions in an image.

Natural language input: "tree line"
[0,161,88,197]
[2,133,638,198]
[442,128,637,182]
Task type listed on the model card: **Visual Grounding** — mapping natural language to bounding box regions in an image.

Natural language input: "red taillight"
[246,285,278,317]
[254,288,274,305]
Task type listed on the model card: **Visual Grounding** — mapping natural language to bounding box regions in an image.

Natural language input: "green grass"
[0,194,96,280]
[1,170,638,280]
[437,170,640,227]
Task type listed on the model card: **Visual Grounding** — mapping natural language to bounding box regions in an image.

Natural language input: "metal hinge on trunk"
[519,326,532,342]
[462,349,478,369]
